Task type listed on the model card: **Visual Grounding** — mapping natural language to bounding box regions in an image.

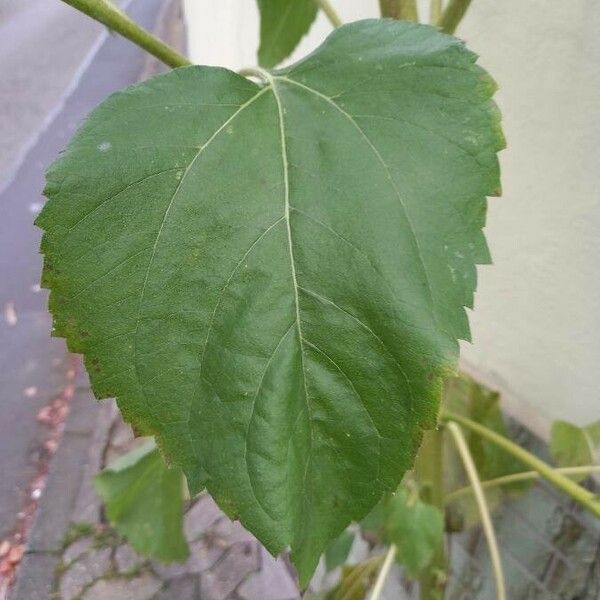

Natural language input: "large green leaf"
[38,20,502,583]
[94,440,189,562]
[257,0,318,68]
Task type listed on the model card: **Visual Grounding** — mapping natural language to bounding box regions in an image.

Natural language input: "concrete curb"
[13,386,100,599]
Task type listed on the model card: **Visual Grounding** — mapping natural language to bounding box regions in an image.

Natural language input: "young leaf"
[94,440,189,562]
[257,0,318,68]
[383,488,444,577]
[38,20,502,584]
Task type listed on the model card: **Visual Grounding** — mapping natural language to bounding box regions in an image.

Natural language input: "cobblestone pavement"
[51,401,302,600]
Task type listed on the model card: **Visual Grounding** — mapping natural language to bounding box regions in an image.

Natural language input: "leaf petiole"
[369,544,397,600]
[441,411,600,518]
[446,422,506,600]
[314,0,343,28]
[446,464,600,504]
[438,0,473,34]
[61,0,191,68]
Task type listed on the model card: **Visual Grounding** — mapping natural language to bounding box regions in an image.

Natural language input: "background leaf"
[38,20,502,583]
[383,487,444,577]
[324,530,355,572]
[257,0,318,67]
[550,419,599,480]
[94,440,189,562]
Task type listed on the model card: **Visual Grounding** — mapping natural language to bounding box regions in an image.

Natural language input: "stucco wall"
[183,1,600,428]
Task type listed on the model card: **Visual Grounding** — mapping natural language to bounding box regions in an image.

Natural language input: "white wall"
[183,1,600,429]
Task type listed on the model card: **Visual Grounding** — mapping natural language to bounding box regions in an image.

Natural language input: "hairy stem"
[446,465,600,504]
[61,0,191,68]
[438,0,473,34]
[314,0,343,27]
[369,544,397,600]
[441,411,600,518]
[447,422,506,600]
[378,0,419,22]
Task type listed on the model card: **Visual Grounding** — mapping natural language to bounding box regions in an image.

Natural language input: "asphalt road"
[0,0,166,538]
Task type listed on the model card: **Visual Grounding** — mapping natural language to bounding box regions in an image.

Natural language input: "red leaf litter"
[0,355,81,598]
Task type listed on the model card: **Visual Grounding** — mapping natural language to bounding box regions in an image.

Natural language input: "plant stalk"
[60,0,191,69]
[378,0,419,22]
[441,411,600,518]
[314,0,343,27]
[415,430,446,598]
[369,544,397,600]
[438,0,473,34]
[430,0,443,24]
[446,465,600,504]
[447,422,506,600]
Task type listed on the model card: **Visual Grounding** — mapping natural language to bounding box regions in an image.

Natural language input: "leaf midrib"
[268,73,315,532]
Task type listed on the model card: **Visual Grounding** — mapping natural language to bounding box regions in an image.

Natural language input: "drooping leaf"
[257,0,318,68]
[383,488,444,577]
[94,440,189,562]
[38,20,502,583]
[324,529,355,572]
[550,419,599,480]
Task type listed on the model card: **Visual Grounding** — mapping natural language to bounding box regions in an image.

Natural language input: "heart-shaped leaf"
[38,20,502,583]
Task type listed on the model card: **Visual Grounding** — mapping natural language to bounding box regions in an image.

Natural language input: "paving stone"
[71,400,117,523]
[59,547,111,599]
[212,518,255,546]
[237,547,299,600]
[153,575,198,599]
[109,418,134,448]
[200,543,260,599]
[152,539,224,579]
[184,495,223,541]
[115,544,145,573]
[63,536,94,565]
[83,573,162,600]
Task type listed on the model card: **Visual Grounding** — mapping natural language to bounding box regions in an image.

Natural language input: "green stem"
[378,0,419,22]
[415,430,446,598]
[430,0,443,24]
[446,465,600,504]
[441,411,600,518]
[368,544,397,600]
[314,0,343,28]
[61,0,191,68]
[447,422,506,600]
[438,0,472,33]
